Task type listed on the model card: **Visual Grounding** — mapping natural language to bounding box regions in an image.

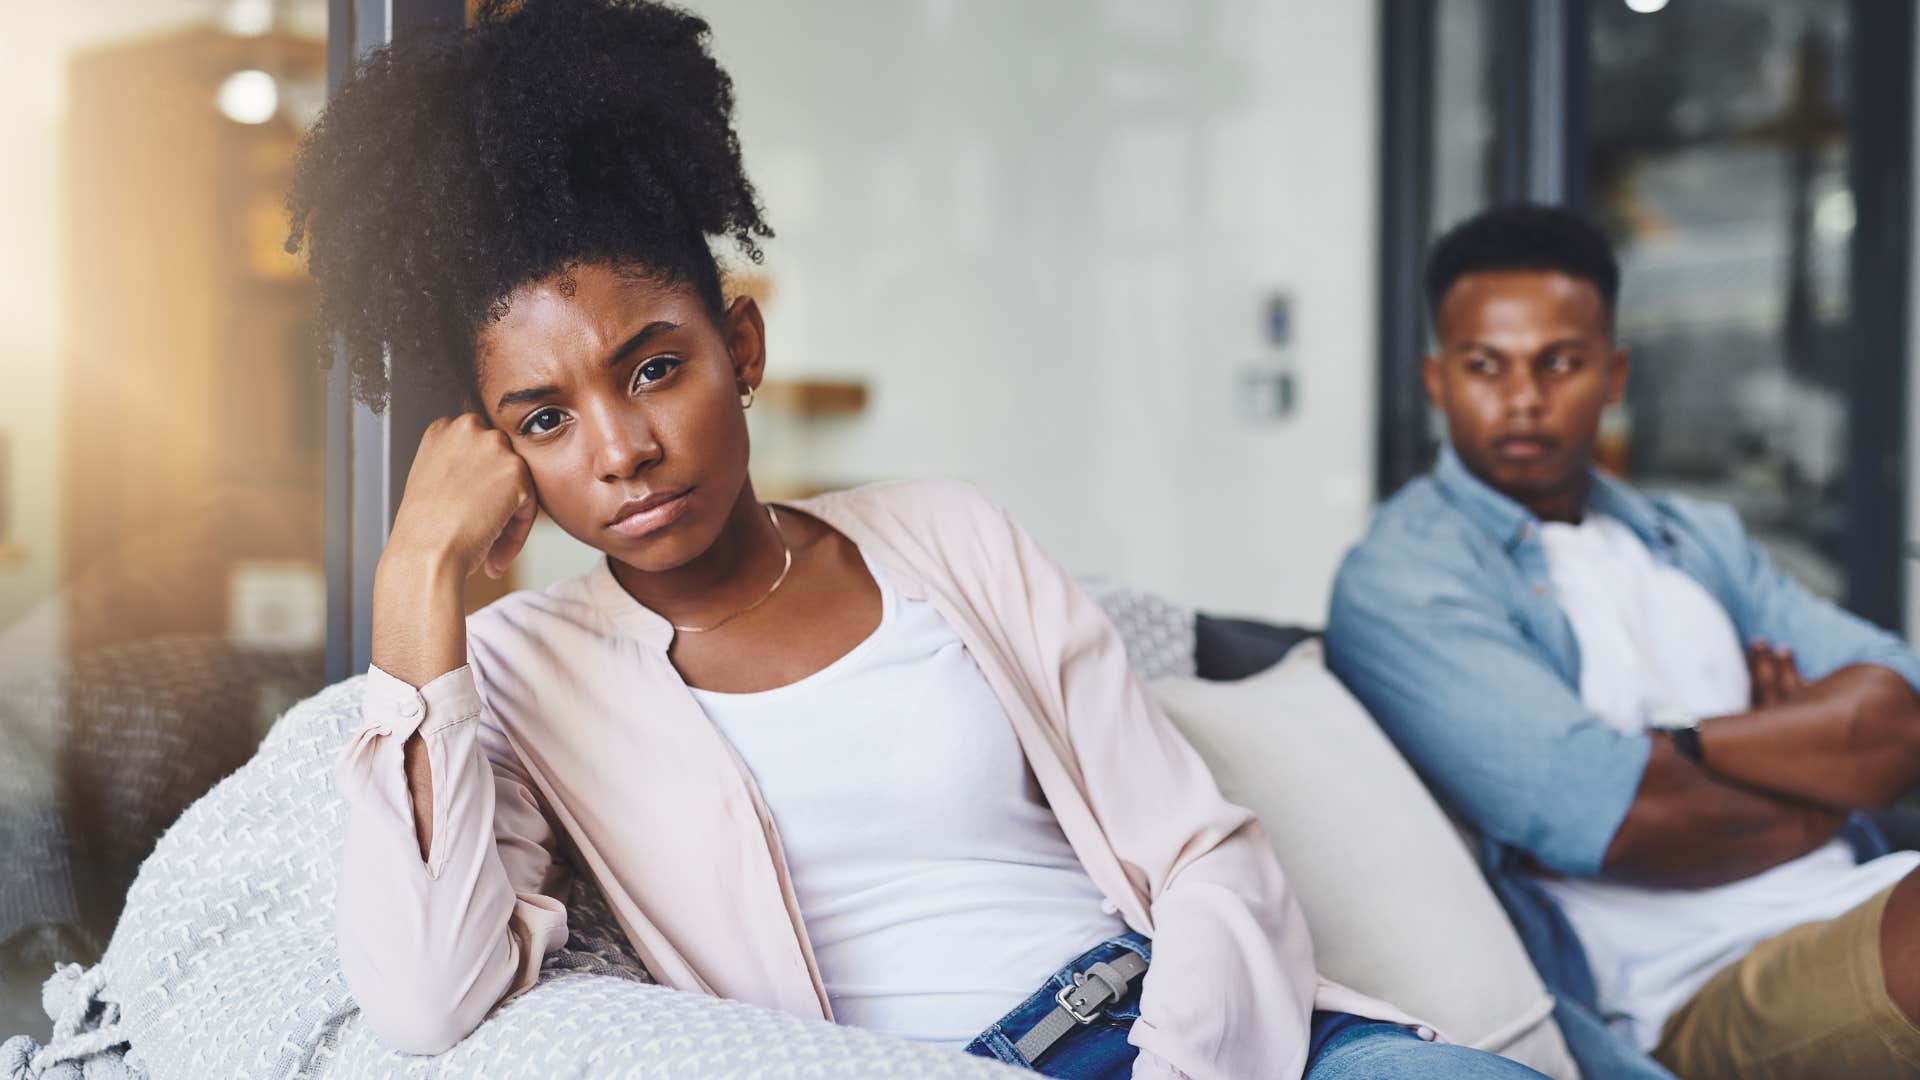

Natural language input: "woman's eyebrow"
[497,383,559,411]
[493,321,684,410]
[606,320,681,367]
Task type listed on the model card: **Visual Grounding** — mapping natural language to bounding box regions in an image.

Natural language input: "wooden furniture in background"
[61,27,327,658]
[757,377,869,418]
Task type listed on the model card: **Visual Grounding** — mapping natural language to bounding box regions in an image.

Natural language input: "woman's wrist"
[371,544,470,687]
[377,533,466,586]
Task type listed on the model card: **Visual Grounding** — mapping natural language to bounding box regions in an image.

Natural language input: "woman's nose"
[591,413,660,482]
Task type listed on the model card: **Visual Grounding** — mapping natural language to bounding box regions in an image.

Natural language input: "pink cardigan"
[335,480,1426,1078]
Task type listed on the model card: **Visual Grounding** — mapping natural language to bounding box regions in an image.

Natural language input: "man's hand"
[1604,735,1846,888]
[1605,648,1920,888]
[1701,660,1920,812]
[1747,641,1806,707]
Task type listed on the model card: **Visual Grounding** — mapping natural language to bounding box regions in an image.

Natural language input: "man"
[1326,203,1920,1080]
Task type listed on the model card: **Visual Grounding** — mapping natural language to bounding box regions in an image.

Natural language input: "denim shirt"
[1324,446,1920,1080]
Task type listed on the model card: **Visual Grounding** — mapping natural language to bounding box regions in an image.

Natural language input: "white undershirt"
[689,552,1128,1047]
[1535,513,1920,1051]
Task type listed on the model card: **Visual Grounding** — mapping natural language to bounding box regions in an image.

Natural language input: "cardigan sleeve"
[334,664,571,1054]
[989,504,1320,1080]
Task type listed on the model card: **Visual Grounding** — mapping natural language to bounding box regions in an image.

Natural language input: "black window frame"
[323,0,469,684]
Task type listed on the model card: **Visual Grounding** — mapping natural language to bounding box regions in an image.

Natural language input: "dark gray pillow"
[1194,615,1319,681]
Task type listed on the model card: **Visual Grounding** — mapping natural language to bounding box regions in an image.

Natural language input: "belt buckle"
[1054,973,1106,1025]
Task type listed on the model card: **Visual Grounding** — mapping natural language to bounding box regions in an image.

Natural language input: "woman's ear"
[723,296,767,391]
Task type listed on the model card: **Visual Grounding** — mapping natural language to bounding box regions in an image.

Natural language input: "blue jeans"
[965,932,1550,1079]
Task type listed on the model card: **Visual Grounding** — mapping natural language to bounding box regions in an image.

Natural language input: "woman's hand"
[372,414,537,688]
[387,413,539,581]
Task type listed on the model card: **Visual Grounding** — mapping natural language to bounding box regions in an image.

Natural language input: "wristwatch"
[1649,708,1706,766]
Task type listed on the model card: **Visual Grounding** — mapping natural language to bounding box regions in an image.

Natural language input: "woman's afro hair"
[285,0,772,410]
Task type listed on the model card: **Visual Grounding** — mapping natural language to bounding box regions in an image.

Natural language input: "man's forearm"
[1699,664,1920,811]
[1604,736,1847,888]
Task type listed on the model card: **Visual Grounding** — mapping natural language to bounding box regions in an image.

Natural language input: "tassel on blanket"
[0,964,137,1080]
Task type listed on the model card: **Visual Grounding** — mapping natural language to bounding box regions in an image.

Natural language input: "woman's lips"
[607,490,693,539]
[1492,435,1556,462]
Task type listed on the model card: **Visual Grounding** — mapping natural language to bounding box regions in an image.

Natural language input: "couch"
[1,587,1576,1079]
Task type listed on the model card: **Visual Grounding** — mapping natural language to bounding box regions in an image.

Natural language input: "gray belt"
[1011,949,1150,1064]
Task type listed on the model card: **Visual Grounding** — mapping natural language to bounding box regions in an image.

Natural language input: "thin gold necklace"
[670,505,793,634]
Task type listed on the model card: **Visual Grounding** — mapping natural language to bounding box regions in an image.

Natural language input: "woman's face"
[473,261,765,573]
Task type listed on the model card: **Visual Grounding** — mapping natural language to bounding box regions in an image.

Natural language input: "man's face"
[1422,269,1628,520]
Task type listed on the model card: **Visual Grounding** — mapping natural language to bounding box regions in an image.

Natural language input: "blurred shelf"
[757,377,868,418]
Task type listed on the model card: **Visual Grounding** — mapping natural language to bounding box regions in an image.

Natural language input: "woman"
[290,3,1547,1077]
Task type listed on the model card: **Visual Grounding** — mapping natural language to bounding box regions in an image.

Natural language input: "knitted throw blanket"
[1,676,1021,1079]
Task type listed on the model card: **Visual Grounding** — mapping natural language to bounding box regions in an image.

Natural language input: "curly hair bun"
[286,0,773,410]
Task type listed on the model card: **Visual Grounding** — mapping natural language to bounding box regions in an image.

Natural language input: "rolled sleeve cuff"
[363,664,485,742]
[1868,649,1920,701]
[1531,722,1653,876]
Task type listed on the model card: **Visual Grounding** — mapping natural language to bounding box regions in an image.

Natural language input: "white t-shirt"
[1535,512,1919,1051]
[689,553,1128,1047]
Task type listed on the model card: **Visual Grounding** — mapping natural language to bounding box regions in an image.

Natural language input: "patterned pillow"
[1079,578,1197,682]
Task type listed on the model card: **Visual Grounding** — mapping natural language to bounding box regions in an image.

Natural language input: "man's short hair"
[1424,204,1620,331]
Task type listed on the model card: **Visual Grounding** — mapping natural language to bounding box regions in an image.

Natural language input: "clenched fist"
[386,413,538,580]
[372,414,539,689]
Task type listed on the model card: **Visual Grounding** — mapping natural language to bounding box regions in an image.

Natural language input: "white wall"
[520,0,1384,624]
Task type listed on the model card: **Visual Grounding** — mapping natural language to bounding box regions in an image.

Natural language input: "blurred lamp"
[1816,189,1857,238]
[1624,0,1669,12]
[221,0,275,36]
[217,69,279,125]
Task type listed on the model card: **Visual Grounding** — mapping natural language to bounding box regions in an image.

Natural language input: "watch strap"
[1670,724,1706,767]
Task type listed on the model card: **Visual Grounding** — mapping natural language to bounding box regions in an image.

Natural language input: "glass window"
[1431,0,1502,237]
[0,0,330,1039]
[1588,0,1855,596]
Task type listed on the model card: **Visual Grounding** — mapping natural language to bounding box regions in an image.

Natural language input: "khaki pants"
[1654,883,1920,1079]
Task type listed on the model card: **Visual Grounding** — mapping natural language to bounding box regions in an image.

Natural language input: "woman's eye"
[632,356,681,390]
[521,407,566,436]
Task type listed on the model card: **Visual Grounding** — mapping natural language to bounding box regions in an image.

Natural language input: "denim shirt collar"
[1432,443,1671,554]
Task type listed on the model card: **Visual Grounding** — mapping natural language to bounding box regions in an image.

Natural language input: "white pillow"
[1149,641,1579,1080]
